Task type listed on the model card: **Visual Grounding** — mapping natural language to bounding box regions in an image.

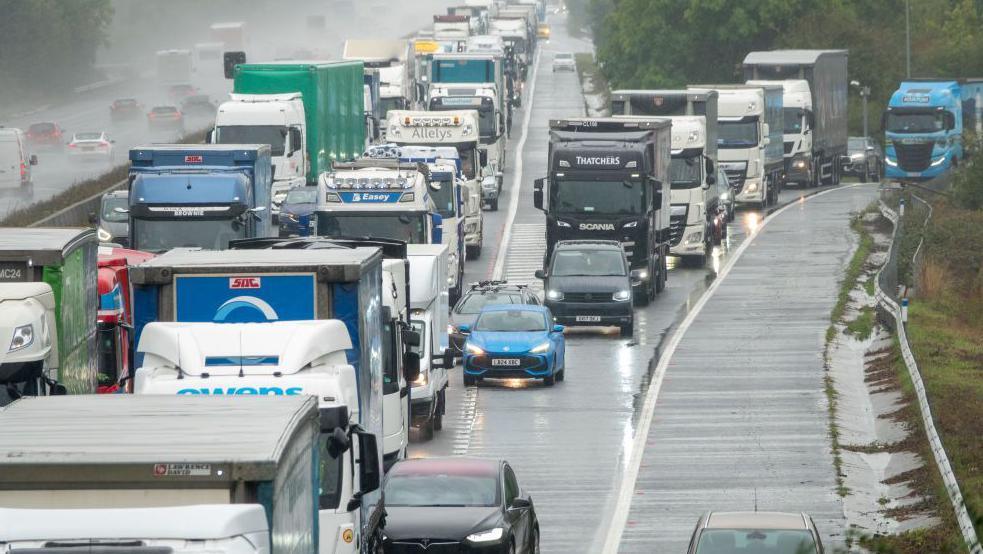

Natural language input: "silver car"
[687,511,825,554]
[552,52,576,72]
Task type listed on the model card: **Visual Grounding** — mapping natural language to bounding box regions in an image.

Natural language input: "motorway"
[409,10,870,554]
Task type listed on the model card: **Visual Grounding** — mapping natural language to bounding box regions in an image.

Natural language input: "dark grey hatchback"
[535,240,635,337]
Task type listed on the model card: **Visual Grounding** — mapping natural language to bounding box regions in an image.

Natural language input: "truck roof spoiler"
[549,118,669,131]
[332,159,429,175]
[228,92,302,103]
[231,236,409,259]
[434,14,470,22]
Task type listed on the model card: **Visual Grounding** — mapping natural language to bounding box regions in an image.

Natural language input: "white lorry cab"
[386,110,484,259]
[342,39,419,119]
[213,93,308,214]
[666,116,715,264]
[748,78,813,185]
[428,84,506,193]
[0,505,271,554]
[407,244,453,439]
[133,321,384,554]
[0,283,56,405]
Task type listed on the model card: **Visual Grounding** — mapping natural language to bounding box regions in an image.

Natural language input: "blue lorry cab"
[883,81,962,181]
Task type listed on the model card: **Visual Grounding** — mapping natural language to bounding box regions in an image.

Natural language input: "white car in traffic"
[552,52,576,72]
[67,132,115,162]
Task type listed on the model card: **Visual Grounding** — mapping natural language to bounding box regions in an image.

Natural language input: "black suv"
[535,240,635,337]
[449,281,541,353]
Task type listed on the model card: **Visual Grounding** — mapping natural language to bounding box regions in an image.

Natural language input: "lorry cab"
[428,84,507,185]
[127,144,274,252]
[883,80,963,181]
[534,118,672,304]
[96,246,155,394]
[386,110,484,259]
[314,160,444,249]
[747,79,814,186]
[0,128,37,190]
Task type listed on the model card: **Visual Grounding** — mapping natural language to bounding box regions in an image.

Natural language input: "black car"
[383,458,539,554]
[535,240,634,336]
[449,281,541,353]
[842,136,882,182]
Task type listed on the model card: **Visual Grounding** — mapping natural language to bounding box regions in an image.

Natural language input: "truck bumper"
[735,178,765,204]
[544,299,633,327]
[885,160,947,181]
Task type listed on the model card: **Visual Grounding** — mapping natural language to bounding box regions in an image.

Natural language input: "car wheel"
[543,373,555,387]
[530,527,540,554]
[860,163,868,183]
[557,368,565,382]
[490,199,499,211]
[620,320,634,337]
[464,374,477,387]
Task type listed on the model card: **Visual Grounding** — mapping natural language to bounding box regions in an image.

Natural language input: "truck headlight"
[885,157,897,167]
[466,528,503,543]
[930,156,947,166]
[670,205,687,217]
[792,159,807,169]
[530,341,551,353]
[546,289,563,301]
[9,324,34,352]
[97,227,112,242]
[685,231,704,244]
[613,290,631,301]
[745,181,759,193]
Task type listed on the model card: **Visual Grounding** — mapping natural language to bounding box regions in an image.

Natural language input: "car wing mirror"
[553,324,564,333]
[510,495,532,509]
[534,269,546,280]
[458,324,471,334]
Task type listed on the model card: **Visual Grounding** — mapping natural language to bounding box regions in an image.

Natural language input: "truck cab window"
[670,155,702,189]
[553,178,645,215]
[96,322,119,387]
[382,318,398,395]
[215,125,287,156]
[318,434,344,510]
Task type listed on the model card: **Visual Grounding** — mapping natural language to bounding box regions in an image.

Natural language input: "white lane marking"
[452,386,479,456]
[492,49,542,281]
[600,184,867,553]
[502,223,547,291]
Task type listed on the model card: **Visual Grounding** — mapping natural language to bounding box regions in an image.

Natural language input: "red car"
[147,105,184,133]
[167,83,198,100]
[25,122,64,150]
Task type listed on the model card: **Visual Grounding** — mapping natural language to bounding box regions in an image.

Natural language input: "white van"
[0,128,37,189]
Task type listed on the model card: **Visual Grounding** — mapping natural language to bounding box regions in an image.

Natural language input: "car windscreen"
[474,309,546,332]
[670,154,702,189]
[102,196,129,222]
[385,472,499,507]
[29,123,54,133]
[551,249,626,277]
[695,529,819,554]
[284,188,317,205]
[555,53,573,60]
[215,125,286,156]
[457,292,523,314]
[553,178,645,215]
[718,119,759,149]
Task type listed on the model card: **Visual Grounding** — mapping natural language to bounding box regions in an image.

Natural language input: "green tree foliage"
[589,0,983,135]
[0,0,114,99]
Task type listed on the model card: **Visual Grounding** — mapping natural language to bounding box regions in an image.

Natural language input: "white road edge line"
[599,184,867,553]
[492,49,542,281]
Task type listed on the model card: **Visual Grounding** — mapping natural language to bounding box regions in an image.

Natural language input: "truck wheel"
[619,320,634,338]
[490,198,499,211]
[467,243,482,259]
[860,163,868,183]
[421,414,435,440]
[655,252,667,293]
[433,390,445,431]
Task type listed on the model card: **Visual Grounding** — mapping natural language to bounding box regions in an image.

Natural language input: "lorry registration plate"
[491,358,521,366]
[576,315,601,322]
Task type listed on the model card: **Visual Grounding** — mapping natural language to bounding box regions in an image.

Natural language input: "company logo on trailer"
[579,223,615,231]
[575,155,621,167]
[184,155,204,163]
[177,386,303,395]
[230,277,261,289]
[213,296,280,323]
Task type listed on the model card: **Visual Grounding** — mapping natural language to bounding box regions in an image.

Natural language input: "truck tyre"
[620,319,634,338]
[467,243,482,259]
[490,198,499,211]
[421,413,435,440]
[433,390,445,431]
[655,251,667,293]
[860,163,868,183]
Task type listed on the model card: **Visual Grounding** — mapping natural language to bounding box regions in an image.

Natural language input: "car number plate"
[491,358,521,366]
[82,146,94,151]
[576,315,602,322]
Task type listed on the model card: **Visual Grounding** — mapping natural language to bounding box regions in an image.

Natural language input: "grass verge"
[574,52,611,116]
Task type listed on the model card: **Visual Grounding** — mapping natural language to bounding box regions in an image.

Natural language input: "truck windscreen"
[132,219,246,252]
[670,155,702,189]
[553,178,645,215]
[784,108,805,134]
[215,125,286,156]
[430,101,495,138]
[317,213,427,243]
[429,179,457,218]
[718,120,759,149]
[886,112,945,133]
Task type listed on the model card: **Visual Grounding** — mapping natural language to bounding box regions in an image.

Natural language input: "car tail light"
[68,143,77,148]
[100,141,109,148]
[20,162,26,177]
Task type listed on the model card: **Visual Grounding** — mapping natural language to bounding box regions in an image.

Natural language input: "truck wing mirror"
[705,157,714,176]
[705,174,716,186]
[326,427,350,458]
[430,213,443,244]
[479,149,488,167]
[356,431,381,495]
[88,211,99,225]
[290,127,303,155]
[533,177,545,210]
[403,352,421,382]
[29,154,38,166]
[762,123,770,137]
[442,347,454,369]
[403,328,421,347]
[205,128,214,144]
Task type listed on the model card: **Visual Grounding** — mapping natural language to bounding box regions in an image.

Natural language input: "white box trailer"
[406,244,451,438]
[0,395,342,554]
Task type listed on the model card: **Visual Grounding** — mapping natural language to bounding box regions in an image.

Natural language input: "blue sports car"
[460,304,565,387]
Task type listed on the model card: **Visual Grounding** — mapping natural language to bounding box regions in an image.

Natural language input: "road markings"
[600,184,866,553]
[502,223,546,291]
[452,386,479,456]
[492,49,541,281]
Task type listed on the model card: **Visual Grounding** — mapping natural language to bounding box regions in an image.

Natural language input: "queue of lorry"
[0,1,547,552]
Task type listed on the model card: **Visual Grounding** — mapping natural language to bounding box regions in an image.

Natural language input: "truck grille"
[389,540,461,554]
[894,142,934,172]
[669,215,686,246]
[783,141,795,155]
[720,162,747,190]
[564,292,614,302]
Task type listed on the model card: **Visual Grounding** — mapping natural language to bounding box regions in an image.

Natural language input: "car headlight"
[720,192,729,200]
[546,289,563,301]
[613,290,631,302]
[630,269,648,281]
[745,181,759,193]
[465,343,485,355]
[97,227,112,242]
[530,341,551,353]
[885,157,898,167]
[466,528,504,543]
[9,324,34,352]
[851,154,865,161]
